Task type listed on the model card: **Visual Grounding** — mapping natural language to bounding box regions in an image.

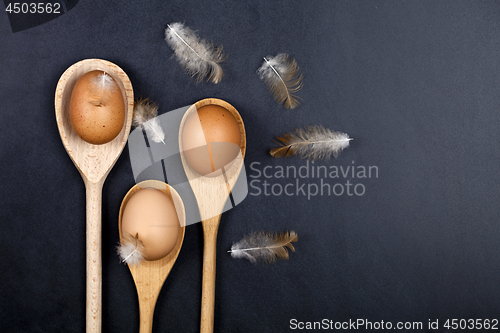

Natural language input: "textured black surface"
[1,1,500,332]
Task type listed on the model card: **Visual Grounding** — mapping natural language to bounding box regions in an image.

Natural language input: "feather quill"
[270,125,352,160]
[117,233,145,265]
[165,22,225,83]
[257,53,303,109]
[132,98,165,144]
[229,231,298,264]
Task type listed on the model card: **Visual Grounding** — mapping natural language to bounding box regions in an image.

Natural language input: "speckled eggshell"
[69,70,125,144]
[121,188,180,261]
[182,104,241,176]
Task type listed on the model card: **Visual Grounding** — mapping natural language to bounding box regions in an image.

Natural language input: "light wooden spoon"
[178,98,246,333]
[55,59,134,333]
[118,180,186,333]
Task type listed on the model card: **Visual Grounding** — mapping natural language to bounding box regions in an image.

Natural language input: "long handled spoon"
[178,98,246,333]
[55,59,134,333]
[118,180,186,333]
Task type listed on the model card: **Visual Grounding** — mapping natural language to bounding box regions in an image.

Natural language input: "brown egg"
[121,188,180,261]
[182,104,241,176]
[69,70,125,144]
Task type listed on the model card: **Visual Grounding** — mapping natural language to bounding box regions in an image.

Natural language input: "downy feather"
[89,71,118,98]
[270,125,352,160]
[132,98,165,144]
[229,231,298,264]
[257,53,303,109]
[90,71,115,90]
[165,22,225,83]
[117,232,145,265]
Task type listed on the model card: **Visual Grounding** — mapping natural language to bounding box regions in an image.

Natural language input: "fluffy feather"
[132,98,165,144]
[89,71,118,98]
[229,231,298,264]
[270,125,352,160]
[257,53,303,109]
[165,22,225,83]
[90,71,115,89]
[117,233,145,265]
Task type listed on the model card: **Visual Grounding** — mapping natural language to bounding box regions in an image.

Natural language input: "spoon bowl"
[178,98,246,333]
[55,59,134,332]
[118,180,186,333]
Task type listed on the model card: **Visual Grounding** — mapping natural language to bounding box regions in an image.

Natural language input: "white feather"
[90,71,117,93]
[270,125,352,160]
[165,22,224,83]
[257,53,303,109]
[229,231,298,264]
[132,99,165,144]
[143,118,165,144]
[117,233,145,265]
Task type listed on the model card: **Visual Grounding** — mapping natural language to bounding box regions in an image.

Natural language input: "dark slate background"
[1,1,500,332]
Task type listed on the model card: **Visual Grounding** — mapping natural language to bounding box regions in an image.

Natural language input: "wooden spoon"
[118,180,186,333]
[54,59,134,333]
[178,98,246,333]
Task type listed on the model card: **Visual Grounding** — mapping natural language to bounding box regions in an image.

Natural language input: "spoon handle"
[138,299,155,333]
[136,276,160,333]
[85,180,104,333]
[200,215,222,333]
